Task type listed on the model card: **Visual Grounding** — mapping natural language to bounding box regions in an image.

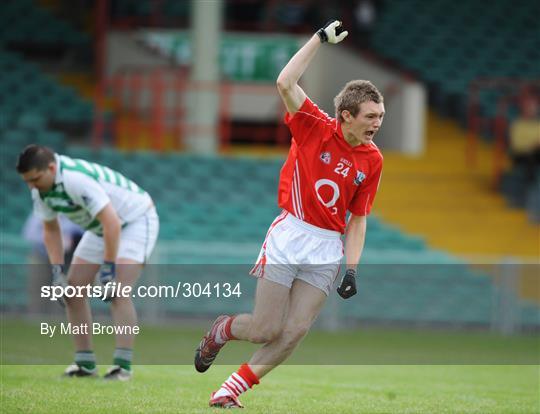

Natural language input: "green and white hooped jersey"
[32,154,152,235]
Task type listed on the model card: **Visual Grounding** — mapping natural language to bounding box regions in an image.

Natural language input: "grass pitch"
[1,319,539,413]
[2,365,538,413]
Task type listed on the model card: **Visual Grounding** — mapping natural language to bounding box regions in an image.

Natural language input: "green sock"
[75,351,96,370]
[113,348,133,371]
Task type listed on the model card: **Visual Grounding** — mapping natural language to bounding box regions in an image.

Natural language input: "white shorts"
[250,211,343,295]
[74,206,159,264]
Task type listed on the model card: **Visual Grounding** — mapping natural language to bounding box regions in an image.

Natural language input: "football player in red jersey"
[195,20,384,408]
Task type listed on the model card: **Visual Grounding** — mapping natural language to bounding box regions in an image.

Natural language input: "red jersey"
[278,97,383,234]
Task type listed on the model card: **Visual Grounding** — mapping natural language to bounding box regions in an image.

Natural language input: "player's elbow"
[43,219,60,233]
[100,214,121,238]
[97,204,121,230]
[42,220,60,239]
[347,214,367,231]
[276,76,292,94]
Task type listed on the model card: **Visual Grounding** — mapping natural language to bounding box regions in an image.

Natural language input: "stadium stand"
[376,113,539,258]
[368,0,540,222]
[0,0,537,330]
[1,143,538,329]
[370,0,539,124]
[0,0,90,49]
[0,49,93,125]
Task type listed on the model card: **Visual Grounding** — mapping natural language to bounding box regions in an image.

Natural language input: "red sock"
[214,363,259,398]
[238,363,259,387]
[215,316,237,344]
[224,315,237,341]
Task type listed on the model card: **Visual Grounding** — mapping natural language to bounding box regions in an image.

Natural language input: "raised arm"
[276,21,348,115]
[276,35,319,115]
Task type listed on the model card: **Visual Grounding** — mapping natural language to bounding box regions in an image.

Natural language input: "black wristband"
[102,261,116,272]
[316,28,328,43]
[345,269,356,278]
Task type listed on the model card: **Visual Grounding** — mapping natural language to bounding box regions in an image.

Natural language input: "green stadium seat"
[17,112,47,130]
[372,0,539,128]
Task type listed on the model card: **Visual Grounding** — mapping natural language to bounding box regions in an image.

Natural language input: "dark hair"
[334,80,384,122]
[16,145,56,173]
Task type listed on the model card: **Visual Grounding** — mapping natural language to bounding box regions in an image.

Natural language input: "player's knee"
[281,323,310,348]
[65,294,85,307]
[110,296,133,308]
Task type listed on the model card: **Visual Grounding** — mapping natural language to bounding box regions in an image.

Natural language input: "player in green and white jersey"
[17,145,159,381]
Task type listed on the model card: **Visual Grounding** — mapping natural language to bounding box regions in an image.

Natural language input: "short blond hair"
[334,80,383,122]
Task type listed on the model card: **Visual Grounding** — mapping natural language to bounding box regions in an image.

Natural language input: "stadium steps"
[376,111,538,257]
[375,111,539,302]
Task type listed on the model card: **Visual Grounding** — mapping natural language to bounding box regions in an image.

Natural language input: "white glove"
[316,20,348,44]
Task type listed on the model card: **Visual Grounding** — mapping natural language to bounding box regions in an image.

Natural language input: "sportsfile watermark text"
[41,282,242,302]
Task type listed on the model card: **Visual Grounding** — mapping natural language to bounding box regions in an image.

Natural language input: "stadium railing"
[92,66,289,151]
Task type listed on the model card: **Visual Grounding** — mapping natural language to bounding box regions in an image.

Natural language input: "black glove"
[337,269,357,299]
[316,20,348,44]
